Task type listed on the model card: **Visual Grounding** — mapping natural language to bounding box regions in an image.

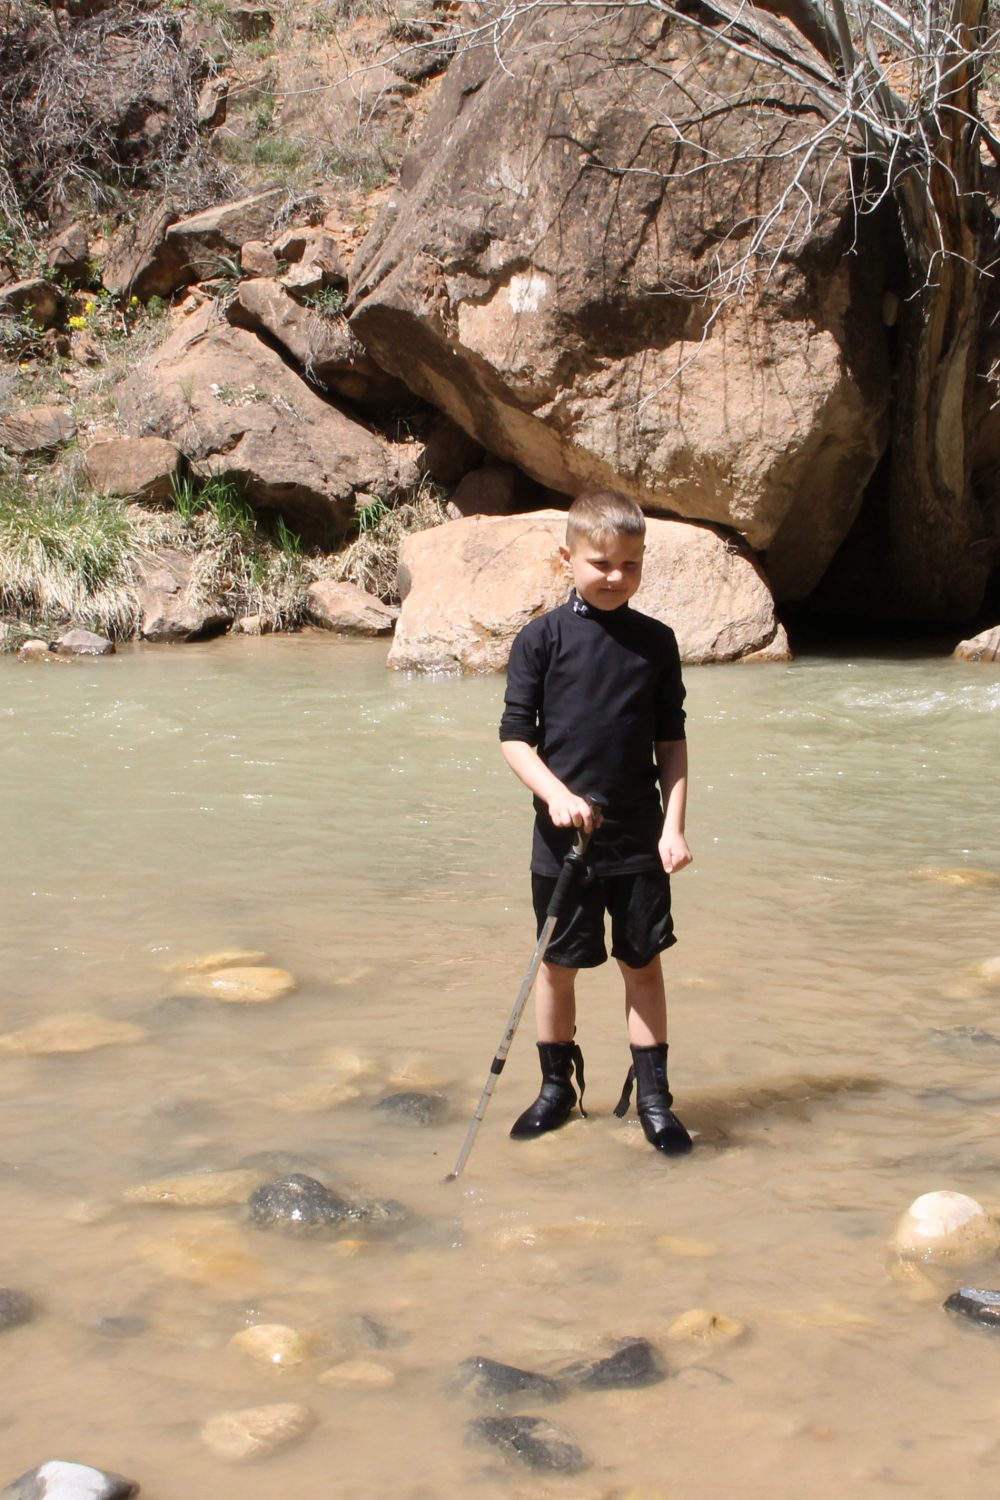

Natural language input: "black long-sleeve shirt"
[499,593,686,876]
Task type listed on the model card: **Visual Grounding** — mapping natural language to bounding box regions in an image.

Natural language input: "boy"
[498,489,693,1156]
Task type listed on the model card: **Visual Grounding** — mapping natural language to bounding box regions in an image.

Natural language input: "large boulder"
[388,510,788,672]
[117,302,420,538]
[350,4,889,603]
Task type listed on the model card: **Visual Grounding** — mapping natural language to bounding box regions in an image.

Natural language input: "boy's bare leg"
[618,955,667,1046]
[535,960,577,1042]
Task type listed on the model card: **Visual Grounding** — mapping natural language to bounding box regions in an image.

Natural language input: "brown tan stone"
[0,1013,147,1056]
[83,436,182,500]
[305,580,399,635]
[0,406,75,455]
[388,510,786,672]
[118,302,419,538]
[177,965,296,1003]
[954,625,1000,662]
[201,1402,314,1462]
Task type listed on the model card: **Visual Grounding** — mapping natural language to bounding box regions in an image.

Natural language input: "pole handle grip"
[545,793,606,920]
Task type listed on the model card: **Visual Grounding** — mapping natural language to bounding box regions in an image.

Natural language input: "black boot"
[510,1041,587,1139]
[614,1043,692,1156]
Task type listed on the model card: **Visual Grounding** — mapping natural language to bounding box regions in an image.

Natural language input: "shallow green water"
[2,636,1000,1498]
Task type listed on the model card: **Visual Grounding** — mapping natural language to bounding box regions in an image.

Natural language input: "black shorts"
[531,868,675,970]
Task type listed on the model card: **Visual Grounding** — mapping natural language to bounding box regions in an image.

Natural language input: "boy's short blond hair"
[565,489,646,550]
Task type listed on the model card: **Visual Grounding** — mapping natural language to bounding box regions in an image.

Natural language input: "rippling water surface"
[2,637,1000,1497]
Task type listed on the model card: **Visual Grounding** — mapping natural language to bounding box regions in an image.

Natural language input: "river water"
[2,636,1000,1497]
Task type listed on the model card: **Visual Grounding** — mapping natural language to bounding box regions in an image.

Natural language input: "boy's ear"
[559,545,571,563]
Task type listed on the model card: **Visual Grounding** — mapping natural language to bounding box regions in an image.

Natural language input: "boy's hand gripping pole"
[445,795,605,1182]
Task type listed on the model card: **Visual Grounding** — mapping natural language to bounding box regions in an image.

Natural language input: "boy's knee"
[616,954,662,982]
[540,960,578,986]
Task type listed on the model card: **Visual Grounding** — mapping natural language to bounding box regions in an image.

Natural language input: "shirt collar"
[570,590,629,622]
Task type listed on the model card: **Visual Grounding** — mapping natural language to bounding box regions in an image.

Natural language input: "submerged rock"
[927,1025,1000,1050]
[560,1338,666,1390]
[319,1359,396,1388]
[124,1169,261,1208]
[0,1288,35,1332]
[345,1314,408,1350]
[200,1402,314,1462]
[374,1091,448,1127]
[247,1174,354,1231]
[169,948,270,975]
[90,1315,148,1339]
[466,1414,587,1473]
[666,1308,746,1344]
[453,1355,561,1403]
[2,1462,139,1500]
[176,966,296,1003]
[230,1323,316,1367]
[972,956,1000,985]
[944,1288,1000,1328]
[0,1014,147,1057]
[894,1191,1000,1264]
[915,867,1000,888]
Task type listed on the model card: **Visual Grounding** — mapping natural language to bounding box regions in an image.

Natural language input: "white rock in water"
[230,1323,315,1367]
[2,1459,139,1499]
[894,1190,1000,1263]
[0,1014,148,1056]
[177,966,295,1003]
[200,1402,314,1462]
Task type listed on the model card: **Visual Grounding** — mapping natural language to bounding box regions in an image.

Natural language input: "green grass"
[303,284,345,317]
[165,472,311,627]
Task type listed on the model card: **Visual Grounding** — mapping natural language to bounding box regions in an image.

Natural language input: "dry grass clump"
[0,468,335,644]
[331,482,449,601]
[0,469,143,639]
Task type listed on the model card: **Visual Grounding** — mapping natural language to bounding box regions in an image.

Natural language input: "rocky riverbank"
[2,0,999,667]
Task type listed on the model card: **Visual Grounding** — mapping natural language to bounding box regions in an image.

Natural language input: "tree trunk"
[883,0,992,621]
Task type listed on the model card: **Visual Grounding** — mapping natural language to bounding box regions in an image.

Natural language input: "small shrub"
[303,285,345,318]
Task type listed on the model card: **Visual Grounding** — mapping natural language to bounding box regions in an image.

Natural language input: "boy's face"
[561,531,645,611]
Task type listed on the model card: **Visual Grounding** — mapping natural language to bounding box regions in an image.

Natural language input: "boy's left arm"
[655,739,692,874]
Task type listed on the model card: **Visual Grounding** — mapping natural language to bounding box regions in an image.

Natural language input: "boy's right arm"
[500,740,598,832]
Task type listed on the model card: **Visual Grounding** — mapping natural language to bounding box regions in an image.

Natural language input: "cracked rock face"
[351,2,889,601]
[117,302,420,542]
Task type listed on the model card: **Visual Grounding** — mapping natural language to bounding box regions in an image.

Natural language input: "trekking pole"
[445,794,606,1182]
